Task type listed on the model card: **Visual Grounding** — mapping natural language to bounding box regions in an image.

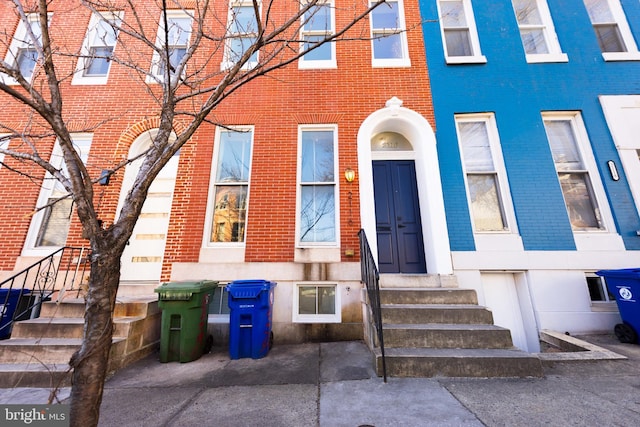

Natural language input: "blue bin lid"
[596,268,640,278]
[226,280,276,298]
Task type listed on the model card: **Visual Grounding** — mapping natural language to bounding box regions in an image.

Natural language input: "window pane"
[228,36,258,63]
[232,6,258,33]
[559,172,601,229]
[17,47,38,78]
[304,4,331,31]
[36,198,73,247]
[92,19,118,46]
[168,17,192,45]
[301,131,334,182]
[217,131,252,182]
[544,120,584,170]
[444,29,472,56]
[209,286,230,314]
[459,122,494,172]
[584,0,615,23]
[303,35,332,61]
[317,286,336,314]
[468,174,506,231]
[521,29,549,54]
[371,1,400,29]
[211,186,247,242]
[300,185,335,242]
[441,1,467,27]
[85,46,113,76]
[299,286,317,314]
[372,34,403,59]
[594,24,626,52]
[513,0,542,25]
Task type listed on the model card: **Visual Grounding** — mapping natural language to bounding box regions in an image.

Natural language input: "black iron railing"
[358,229,387,382]
[0,246,89,339]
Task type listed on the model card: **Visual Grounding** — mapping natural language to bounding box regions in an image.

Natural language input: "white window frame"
[22,134,93,256]
[299,0,336,69]
[296,125,339,247]
[1,13,51,85]
[0,134,7,168]
[293,282,341,323]
[511,0,568,63]
[204,126,254,248]
[148,10,193,83]
[369,0,411,68]
[455,114,519,238]
[542,112,616,236]
[436,0,486,64]
[222,0,261,70]
[583,0,640,61]
[72,11,122,85]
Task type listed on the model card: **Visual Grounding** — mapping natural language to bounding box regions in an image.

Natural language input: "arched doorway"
[357,97,452,275]
[118,129,180,282]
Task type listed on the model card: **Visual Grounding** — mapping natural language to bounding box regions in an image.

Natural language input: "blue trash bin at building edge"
[596,269,640,344]
[226,280,277,359]
[0,289,31,339]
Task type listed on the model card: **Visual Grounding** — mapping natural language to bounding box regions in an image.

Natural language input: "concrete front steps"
[0,296,160,388]
[369,278,543,378]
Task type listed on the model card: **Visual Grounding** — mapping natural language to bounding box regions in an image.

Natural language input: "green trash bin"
[154,280,218,363]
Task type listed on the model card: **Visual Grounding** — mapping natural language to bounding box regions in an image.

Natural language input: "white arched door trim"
[357,97,452,274]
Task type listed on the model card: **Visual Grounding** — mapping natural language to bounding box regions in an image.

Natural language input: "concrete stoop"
[368,277,543,378]
[0,296,160,388]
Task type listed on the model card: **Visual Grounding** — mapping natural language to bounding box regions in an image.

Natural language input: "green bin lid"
[154,280,218,300]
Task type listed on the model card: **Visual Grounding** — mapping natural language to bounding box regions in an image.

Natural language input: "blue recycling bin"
[0,289,31,339]
[226,280,277,359]
[596,269,640,344]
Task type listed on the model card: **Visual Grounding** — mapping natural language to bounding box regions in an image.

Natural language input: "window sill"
[526,53,569,63]
[445,55,487,65]
[71,74,109,85]
[590,302,618,312]
[602,52,640,61]
[298,60,337,70]
[371,58,411,68]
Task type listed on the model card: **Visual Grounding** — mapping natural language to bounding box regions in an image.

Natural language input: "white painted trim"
[357,97,452,274]
[437,0,484,61]
[369,0,411,68]
[292,282,341,323]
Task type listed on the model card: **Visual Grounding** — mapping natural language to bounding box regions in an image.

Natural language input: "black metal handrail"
[358,229,387,382]
[0,246,90,339]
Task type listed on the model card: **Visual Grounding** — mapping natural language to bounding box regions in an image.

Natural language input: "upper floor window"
[208,128,253,244]
[298,126,338,245]
[299,1,336,69]
[223,1,260,69]
[456,114,516,233]
[2,13,46,84]
[370,0,410,67]
[511,0,567,63]
[543,113,609,231]
[437,0,486,64]
[73,12,122,85]
[583,0,640,61]
[149,10,192,82]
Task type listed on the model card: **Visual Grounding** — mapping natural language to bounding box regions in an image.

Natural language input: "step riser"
[0,371,72,388]
[0,340,127,364]
[380,289,478,305]
[382,308,493,324]
[384,329,514,349]
[11,320,133,339]
[378,356,543,378]
[39,299,159,318]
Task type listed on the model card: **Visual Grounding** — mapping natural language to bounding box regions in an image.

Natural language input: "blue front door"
[373,160,427,273]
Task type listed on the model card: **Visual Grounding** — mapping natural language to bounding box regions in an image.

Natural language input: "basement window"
[293,283,340,323]
[586,274,618,312]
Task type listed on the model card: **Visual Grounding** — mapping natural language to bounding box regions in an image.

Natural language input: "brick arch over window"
[116,117,187,156]
[357,97,452,274]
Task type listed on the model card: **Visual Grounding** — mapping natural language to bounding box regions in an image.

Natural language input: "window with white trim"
[25,135,92,252]
[437,0,486,64]
[370,0,410,67]
[293,283,340,323]
[208,127,253,244]
[583,0,640,60]
[149,10,192,82]
[299,1,336,69]
[456,114,515,233]
[511,0,567,63]
[222,1,260,69]
[298,126,338,245]
[0,134,7,169]
[2,13,47,84]
[543,113,607,231]
[586,274,615,302]
[72,11,122,85]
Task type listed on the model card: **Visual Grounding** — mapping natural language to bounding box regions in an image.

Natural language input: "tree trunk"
[68,247,122,427]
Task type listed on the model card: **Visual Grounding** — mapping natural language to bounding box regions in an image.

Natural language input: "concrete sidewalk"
[2,334,640,426]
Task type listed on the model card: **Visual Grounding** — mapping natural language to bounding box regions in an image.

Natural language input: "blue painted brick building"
[419,0,640,349]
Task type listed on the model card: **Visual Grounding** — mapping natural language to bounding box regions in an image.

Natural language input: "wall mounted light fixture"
[344,168,355,183]
[607,160,619,181]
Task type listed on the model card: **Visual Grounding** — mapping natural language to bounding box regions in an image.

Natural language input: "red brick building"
[0,0,449,342]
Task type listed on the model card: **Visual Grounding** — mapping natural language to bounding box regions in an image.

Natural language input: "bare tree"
[0,0,389,425]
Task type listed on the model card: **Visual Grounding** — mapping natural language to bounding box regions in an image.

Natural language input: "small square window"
[208,286,231,315]
[586,275,615,302]
[293,283,341,323]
